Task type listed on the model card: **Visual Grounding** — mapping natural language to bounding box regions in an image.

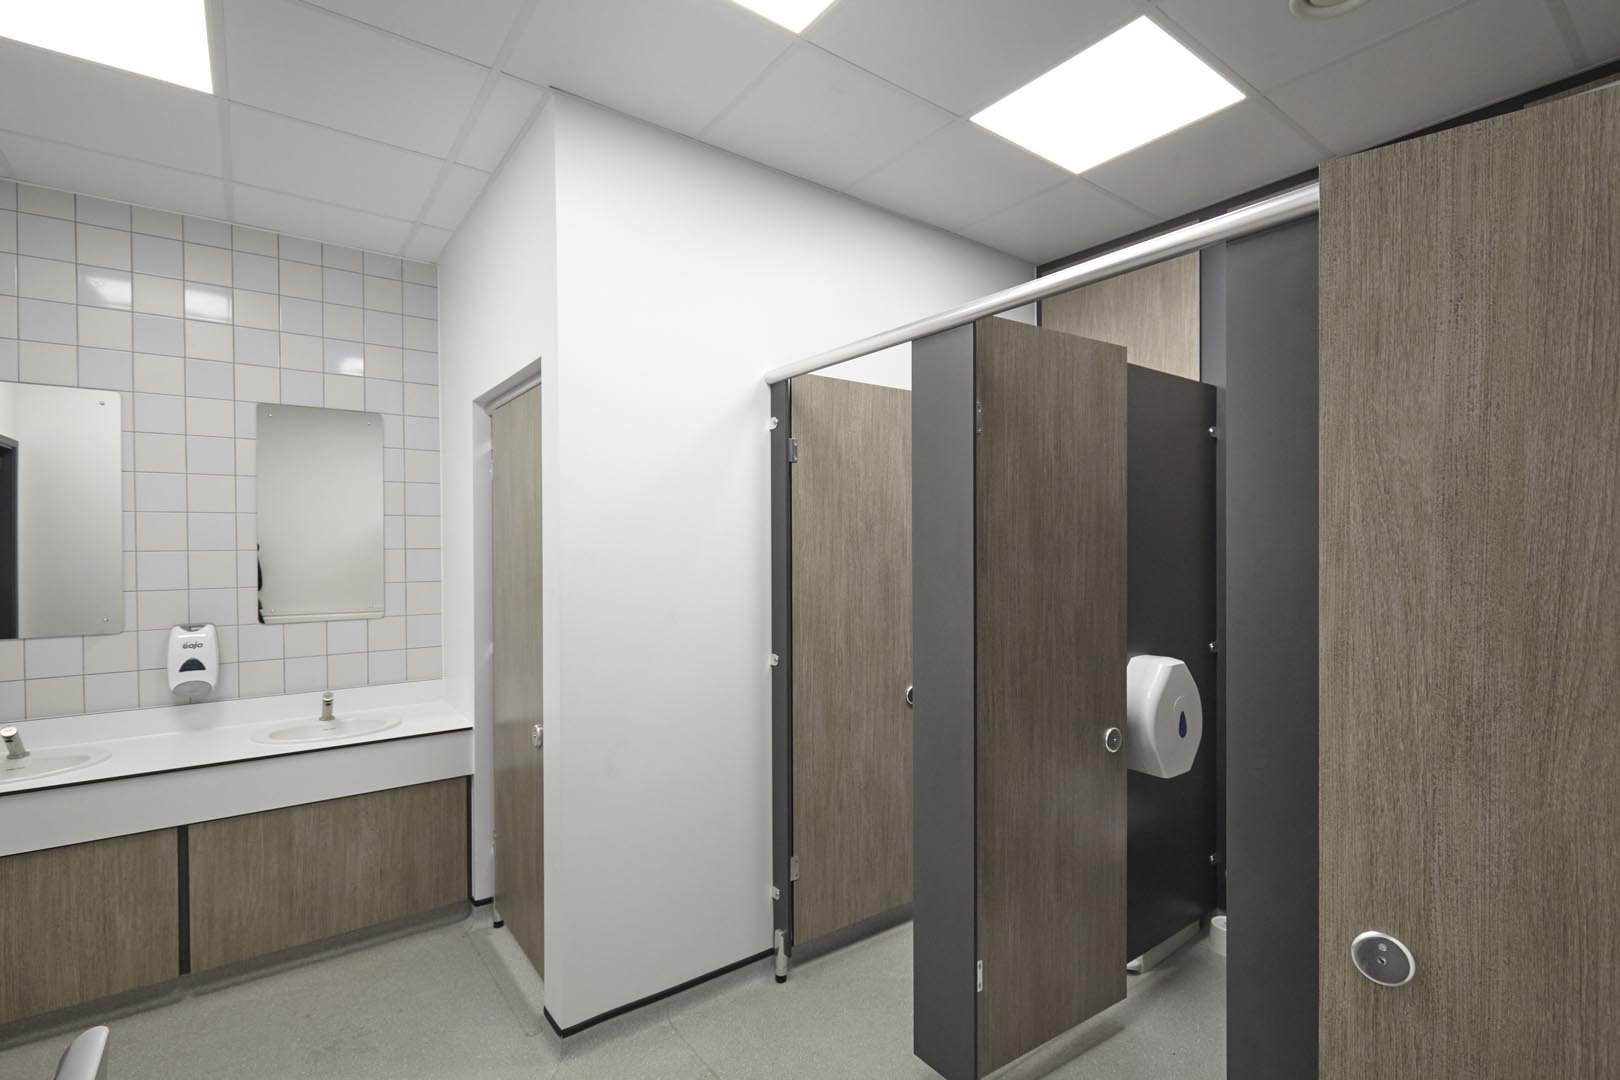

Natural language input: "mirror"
[256,404,385,624]
[0,383,124,637]
[0,383,125,639]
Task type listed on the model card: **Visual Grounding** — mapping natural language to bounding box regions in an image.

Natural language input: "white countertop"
[0,681,474,857]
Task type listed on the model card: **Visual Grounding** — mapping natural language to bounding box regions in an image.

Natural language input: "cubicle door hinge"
[974,401,984,437]
[786,437,799,463]
[770,885,781,901]
[789,855,800,882]
[976,961,983,992]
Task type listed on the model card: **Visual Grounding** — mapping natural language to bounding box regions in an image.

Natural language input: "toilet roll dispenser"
[1123,654,1203,779]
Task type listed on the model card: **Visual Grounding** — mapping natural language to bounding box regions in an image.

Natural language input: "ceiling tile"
[705,44,953,191]
[1084,100,1321,219]
[302,0,529,66]
[232,183,413,254]
[847,121,1069,231]
[0,41,223,174]
[807,0,1139,116]
[229,106,441,220]
[507,0,795,137]
[1560,0,1620,61]
[1156,0,1473,93]
[958,179,1153,265]
[424,165,492,229]
[404,225,453,262]
[0,131,228,220]
[1269,0,1577,156]
[222,0,487,158]
[459,78,547,171]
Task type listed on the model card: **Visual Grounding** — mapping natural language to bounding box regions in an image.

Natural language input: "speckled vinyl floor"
[0,917,1225,1080]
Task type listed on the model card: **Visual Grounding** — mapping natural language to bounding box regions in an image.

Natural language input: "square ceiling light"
[0,0,213,93]
[973,16,1242,174]
[729,0,837,34]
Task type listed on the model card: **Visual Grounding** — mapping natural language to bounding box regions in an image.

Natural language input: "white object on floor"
[1125,655,1203,779]
[1127,919,1203,974]
[52,1026,108,1080]
[1209,914,1228,957]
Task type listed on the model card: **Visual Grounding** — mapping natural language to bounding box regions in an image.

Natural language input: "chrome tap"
[319,692,336,723]
[1,726,28,761]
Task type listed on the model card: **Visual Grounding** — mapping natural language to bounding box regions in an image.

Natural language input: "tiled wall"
[0,179,441,722]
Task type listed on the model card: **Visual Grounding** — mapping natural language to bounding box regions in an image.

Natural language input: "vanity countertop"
[0,681,473,858]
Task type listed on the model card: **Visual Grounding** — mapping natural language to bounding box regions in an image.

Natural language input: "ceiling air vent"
[1290,0,1370,18]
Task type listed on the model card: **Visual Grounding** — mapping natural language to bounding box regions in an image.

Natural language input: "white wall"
[438,102,558,902]
[440,93,1031,1028]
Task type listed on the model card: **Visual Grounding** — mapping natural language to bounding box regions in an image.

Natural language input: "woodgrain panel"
[1041,254,1200,380]
[791,373,912,944]
[974,317,1127,1076]
[1320,85,1620,1078]
[188,780,467,971]
[0,829,178,1023]
[492,385,545,975]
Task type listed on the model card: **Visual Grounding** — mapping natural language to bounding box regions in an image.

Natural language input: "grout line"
[400,0,546,258]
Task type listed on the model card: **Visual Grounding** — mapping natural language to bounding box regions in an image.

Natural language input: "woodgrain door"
[492,386,544,975]
[974,318,1128,1077]
[790,373,913,945]
[1320,86,1620,1077]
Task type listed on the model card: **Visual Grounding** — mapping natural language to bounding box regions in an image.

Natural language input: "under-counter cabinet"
[0,779,468,1030]
[0,830,181,1025]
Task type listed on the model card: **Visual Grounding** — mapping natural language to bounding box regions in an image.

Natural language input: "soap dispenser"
[167,624,219,698]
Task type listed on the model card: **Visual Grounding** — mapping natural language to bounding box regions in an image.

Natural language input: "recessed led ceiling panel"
[973,16,1243,174]
[0,0,213,93]
[729,0,837,34]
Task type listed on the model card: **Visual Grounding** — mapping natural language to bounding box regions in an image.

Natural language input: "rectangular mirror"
[256,404,385,624]
[0,383,124,640]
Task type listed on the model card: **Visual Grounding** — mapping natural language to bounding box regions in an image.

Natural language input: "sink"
[253,715,400,745]
[0,748,111,784]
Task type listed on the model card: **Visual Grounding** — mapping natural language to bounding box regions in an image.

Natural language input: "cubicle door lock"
[1350,931,1415,987]
[1103,727,1123,753]
[531,724,543,749]
[905,685,914,708]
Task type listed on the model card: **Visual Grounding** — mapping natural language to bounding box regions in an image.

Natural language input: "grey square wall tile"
[403,284,437,319]
[405,550,439,582]
[187,513,236,550]
[133,235,183,279]
[0,340,15,381]
[189,588,237,626]
[134,393,186,434]
[234,326,279,367]
[135,472,187,511]
[183,216,231,248]
[76,196,131,230]
[279,296,322,336]
[79,348,134,391]
[284,655,327,693]
[233,251,278,293]
[403,416,438,450]
[406,614,440,649]
[184,283,232,323]
[404,483,439,516]
[79,266,133,310]
[84,671,139,712]
[403,350,437,385]
[19,298,77,344]
[238,623,283,662]
[363,310,402,347]
[137,551,188,590]
[322,268,363,306]
[281,369,323,406]
[368,650,406,685]
[363,252,402,279]
[25,636,84,678]
[133,313,184,356]
[186,359,233,400]
[279,235,321,264]
[324,338,364,376]
[0,681,22,723]
[186,435,235,475]
[17,214,74,260]
[366,379,402,414]
[326,620,367,654]
[0,252,14,296]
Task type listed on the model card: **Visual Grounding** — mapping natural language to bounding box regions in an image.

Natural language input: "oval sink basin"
[0,749,111,784]
[254,715,400,745]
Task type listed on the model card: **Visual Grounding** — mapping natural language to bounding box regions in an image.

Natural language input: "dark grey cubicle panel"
[911,325,978,1080]
[1222,217,1320,1080]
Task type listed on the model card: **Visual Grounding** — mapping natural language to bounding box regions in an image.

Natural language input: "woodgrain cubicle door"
[492,385,545,976]
[974,318,1127,1077]
[1320,86,1620,1077]
[790,373,913,945]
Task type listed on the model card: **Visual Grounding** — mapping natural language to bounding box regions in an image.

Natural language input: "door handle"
[1103,727,1123,753]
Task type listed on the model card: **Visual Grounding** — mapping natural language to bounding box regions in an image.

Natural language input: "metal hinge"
[768,416,780,431]
[976,960,983,992]
[770,885,781,901]
[787,437,799,463]
[789,855,800,882]
[974,401,984,436]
